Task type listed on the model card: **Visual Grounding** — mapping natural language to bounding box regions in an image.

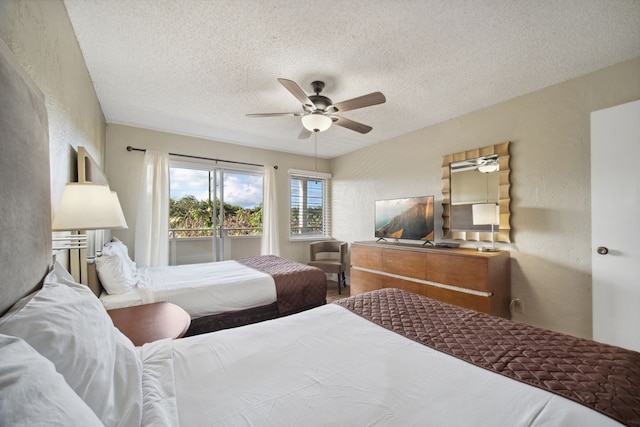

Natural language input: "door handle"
[597,247,609,255]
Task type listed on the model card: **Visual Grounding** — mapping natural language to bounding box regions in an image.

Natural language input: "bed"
[2,265,639,426]
[89,239,328,335]
[74,135,325,336]
[1,37,639,427]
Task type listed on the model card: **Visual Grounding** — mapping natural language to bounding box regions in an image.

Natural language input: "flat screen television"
[375,196,435,242]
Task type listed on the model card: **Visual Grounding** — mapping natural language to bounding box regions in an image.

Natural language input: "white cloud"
[170,168,263,208]
[223,173,263,208]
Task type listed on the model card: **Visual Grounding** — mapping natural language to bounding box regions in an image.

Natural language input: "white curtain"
[135,150,169,267]
[261,166,280,256]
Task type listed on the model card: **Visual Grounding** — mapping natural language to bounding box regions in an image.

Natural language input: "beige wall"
[1,0,106,269]
[331,57,640,339]
[0,0,106,205]
[105,124,330,264]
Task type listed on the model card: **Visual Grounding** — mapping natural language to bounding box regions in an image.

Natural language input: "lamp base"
[478,246,499,252]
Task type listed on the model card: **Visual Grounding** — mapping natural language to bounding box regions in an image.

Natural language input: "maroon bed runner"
[335,288,640,426]
[237,255,327,314]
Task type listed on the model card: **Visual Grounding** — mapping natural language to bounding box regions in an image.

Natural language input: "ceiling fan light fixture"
[477,164,497,173]
[301,113,332,133]
[477,161,498,173]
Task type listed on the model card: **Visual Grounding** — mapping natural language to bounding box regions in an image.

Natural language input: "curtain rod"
[126,146,277,169]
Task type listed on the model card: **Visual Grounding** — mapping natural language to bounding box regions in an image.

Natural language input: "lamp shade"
[472,203,499,225]
[110,191,128,229]
[301,113,332,133]
[52,183,128,231]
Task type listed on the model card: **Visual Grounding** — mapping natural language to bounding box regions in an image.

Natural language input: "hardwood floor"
[326,280,350,303]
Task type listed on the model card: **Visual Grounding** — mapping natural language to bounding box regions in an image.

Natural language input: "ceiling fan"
[247,78,386,139]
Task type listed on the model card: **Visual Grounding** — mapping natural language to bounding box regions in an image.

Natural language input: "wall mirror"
[441,141,511,242]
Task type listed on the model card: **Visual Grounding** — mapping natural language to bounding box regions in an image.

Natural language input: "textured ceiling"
[63,0,640,159]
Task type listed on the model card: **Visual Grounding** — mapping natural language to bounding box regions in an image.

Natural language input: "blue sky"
[170,167,263,208]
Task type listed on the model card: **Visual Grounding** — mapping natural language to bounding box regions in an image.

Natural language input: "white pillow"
[97,238,138,294]
[0,262,142,427]
[0,333,104,426]
[108,238,137,271]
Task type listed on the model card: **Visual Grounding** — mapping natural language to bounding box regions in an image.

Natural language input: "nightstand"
[107,302,191,346]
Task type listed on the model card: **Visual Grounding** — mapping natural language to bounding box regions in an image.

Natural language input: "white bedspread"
[100,261,276,319]
[139,304,621,427]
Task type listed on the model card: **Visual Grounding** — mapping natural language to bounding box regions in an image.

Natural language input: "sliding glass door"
[169,162,263,264]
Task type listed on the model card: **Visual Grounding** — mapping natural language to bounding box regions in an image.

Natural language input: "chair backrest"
[309,241,348,265]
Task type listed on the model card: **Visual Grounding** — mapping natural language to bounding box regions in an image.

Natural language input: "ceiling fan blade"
[246,112,304,117]
[277,78,316,111]
[333,116,373,134]
[328,92,386,113]
[298,127,312,139]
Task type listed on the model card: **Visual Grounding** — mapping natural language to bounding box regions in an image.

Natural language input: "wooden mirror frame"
[441,141,511,243]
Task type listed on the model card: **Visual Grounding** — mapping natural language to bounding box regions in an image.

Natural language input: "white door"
[591,99,640,352]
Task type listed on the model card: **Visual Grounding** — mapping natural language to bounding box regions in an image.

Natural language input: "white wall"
[331,57,640,339]
[105,124,330,264]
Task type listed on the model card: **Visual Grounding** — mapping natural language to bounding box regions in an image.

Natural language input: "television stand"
[350,241,510,318]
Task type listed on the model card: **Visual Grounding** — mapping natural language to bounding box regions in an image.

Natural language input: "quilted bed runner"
[336,288,640,426]
[237,255,327,314]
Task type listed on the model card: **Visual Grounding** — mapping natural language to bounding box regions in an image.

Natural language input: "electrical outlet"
[512,298,524,314]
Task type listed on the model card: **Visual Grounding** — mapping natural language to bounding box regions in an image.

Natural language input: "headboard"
[0,40,52,315]
[87,261,103,297]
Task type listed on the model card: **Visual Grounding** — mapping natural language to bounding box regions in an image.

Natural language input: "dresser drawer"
[350,268,383,294]
[382,247,428,280]
[351,244,382,270]
[426,253,490,292]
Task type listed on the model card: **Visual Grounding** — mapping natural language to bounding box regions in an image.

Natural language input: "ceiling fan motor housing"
[311,80,325,94]
[306,81,332,112]
[307,94,332,112]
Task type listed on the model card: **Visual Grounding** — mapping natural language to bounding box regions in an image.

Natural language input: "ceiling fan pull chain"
[314,132,318,171]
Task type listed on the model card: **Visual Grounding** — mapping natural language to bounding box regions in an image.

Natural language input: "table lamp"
[472,203,499,252]
[52,183,127,233]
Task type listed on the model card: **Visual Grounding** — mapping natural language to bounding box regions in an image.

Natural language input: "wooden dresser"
[350,241,511,318]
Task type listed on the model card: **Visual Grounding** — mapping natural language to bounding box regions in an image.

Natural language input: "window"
[169,163,263,238]
[289,169,331,239]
